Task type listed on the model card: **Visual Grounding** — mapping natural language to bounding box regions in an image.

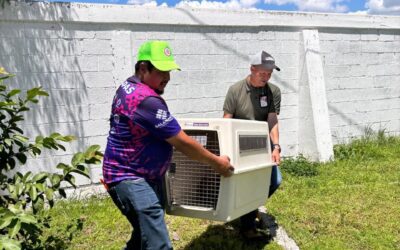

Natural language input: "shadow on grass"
[182,214,277,250]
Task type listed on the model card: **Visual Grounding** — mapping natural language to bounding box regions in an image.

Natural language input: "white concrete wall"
[1,2,399,185]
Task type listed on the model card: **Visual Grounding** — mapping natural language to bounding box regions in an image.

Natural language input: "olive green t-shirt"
[223,78,280,121]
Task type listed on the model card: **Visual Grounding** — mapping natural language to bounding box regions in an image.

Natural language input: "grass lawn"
[43,134,400,249]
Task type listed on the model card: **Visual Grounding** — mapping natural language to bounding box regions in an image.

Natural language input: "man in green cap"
[102,40,234,249]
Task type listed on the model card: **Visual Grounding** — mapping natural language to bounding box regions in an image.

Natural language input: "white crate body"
[165,118,274,222]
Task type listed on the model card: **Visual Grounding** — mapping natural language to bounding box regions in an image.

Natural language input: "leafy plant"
[0,68,103,249]
[333,128,395,162]
[280,154,319,177]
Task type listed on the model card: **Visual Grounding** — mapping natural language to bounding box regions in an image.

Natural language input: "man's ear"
[138,62,147,74]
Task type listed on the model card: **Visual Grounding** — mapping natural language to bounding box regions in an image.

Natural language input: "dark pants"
[108,178,172,250]
[240,165,282,230]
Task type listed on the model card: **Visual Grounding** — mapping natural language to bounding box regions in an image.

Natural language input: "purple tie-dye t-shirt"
[102,76,181,184]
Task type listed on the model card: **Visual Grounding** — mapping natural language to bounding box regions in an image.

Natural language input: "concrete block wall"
[319,29,400,143]
[1,2,399,186]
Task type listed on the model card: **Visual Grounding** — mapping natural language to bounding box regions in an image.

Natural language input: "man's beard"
[155,89,164,95]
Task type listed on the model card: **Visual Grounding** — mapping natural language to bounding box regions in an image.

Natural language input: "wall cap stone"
[1,1,400,30]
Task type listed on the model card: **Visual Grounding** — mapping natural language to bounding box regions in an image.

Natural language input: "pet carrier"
[164,118,274,222]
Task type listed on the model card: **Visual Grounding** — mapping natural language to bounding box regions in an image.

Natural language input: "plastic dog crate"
[164,118,274,222]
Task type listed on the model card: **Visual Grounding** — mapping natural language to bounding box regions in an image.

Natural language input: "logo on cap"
[164,47,171,57]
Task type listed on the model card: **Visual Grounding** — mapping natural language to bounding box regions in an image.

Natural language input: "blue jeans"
[268,165,282,197]
[108,179,172,250]
[240,165,282,230]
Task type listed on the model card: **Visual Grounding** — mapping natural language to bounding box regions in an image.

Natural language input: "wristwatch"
[272,144,281,153]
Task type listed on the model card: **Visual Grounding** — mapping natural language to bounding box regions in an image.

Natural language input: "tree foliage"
[0,68,103,249]
[0,0,10,9]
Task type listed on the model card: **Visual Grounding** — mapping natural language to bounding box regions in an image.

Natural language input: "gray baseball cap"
[250,51,280,71]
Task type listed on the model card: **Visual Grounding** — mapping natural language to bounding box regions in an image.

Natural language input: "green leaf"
[0,101,17,107]
[51,174,61,186]
[6,158,16,170]
[10,126,23,134]
[26,87,48,101]
[22,172,32,182]
[7,205,22,215]
[29,186,37,201]
[71,152,85,167]
[85,145,101,159]
[58,188,66,198]
[32,196,44,213]
[13,135,28,143]
[14,153,27,164]
[13,183,23,197]
[72,165,90,178]
[50,132,62,139]
[58,135,76,142]
[37,90,49,96]
[8,220,21,238]
[58,144,66,151]
[32,173,48,182]
[35,135,44,144]
[42,137,56,149]
[45,189,54,201]
[7,184,15,196]
[0,235,21,250]
[18,106,29,112]
[4,139,12,146]
[17,214,37,224]
[65,174,76,187]
[56,163,69,170]
[31,147,41,156]
[9,115,24,124]
[34,183,45,192]
[7,89,20,97]
[0,212,15,230]
[26,88,39,100]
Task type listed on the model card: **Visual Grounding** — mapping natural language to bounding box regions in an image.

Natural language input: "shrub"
[333,128,396,162]
[0,68,103,249]
[280,154,319,177]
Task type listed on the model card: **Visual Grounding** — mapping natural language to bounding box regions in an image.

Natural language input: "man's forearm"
[269,123,279,145]
[267,113,279,144]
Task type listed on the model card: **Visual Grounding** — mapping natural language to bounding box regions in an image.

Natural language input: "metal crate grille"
[167,130,220,210]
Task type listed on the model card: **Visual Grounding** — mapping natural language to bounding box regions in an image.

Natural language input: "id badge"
[260,95,268,107]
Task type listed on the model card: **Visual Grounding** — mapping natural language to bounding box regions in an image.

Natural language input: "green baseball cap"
[137,41,181,71]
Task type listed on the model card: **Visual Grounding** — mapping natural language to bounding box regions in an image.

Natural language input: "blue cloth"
[108,179,172,250]
[268,165,282,197]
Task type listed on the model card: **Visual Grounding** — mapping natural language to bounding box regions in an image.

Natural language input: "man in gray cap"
[223,50,282,239]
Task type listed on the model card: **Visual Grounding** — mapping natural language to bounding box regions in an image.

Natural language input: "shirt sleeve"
[267,87,276,114]
[134,96,181,139]
[223,86,236,115]
[273,87,281,115]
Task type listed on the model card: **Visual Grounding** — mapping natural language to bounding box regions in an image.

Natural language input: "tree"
[0,67,103,249]
[0,0,10,9]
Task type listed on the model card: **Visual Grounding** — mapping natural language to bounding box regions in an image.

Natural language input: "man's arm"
[166,131,234,177]
[267,112,280,165]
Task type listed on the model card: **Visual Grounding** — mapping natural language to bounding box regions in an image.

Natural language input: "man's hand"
[214,155,234,177]
[272,149,281,165]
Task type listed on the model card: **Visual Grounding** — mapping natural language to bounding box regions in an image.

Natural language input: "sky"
[55,0,400,15]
